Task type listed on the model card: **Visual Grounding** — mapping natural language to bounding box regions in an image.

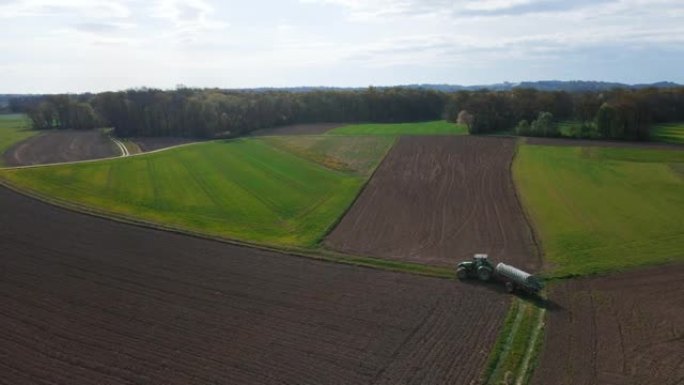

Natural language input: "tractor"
[456,253,494,282]
[456,253,544,295]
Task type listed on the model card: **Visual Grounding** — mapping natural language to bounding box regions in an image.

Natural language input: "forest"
[12,86,684,141]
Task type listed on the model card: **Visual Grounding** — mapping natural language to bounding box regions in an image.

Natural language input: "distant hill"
[2,81,682,101]
[238,81,681,93]
[405,81,682,92]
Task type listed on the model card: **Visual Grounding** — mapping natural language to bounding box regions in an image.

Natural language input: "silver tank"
[495,263,543,290]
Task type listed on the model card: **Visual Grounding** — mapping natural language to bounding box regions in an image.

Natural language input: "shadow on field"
[458,279,564,312]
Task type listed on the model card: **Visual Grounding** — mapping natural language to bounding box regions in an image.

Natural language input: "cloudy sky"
[2,0,683,93]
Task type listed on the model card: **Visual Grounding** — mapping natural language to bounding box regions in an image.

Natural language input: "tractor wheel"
[505,281,515,293]
[477,266,492,282]
[456,267,468,280]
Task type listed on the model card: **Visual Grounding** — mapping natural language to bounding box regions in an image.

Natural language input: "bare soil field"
[532,264,684,385]
[326,136,539,271]
[250,123,345,136]
[132,137,199,152]
[2,130,118,166]
[525,137,684,150]
[0,186,509,385]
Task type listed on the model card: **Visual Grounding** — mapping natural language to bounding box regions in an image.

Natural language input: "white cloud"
[0,0,130,19]
[2,0,684,92]
[152,0,227,38]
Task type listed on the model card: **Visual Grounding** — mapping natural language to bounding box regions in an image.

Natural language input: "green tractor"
[456,253,494,281]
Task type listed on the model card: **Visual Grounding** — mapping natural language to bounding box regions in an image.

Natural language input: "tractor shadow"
[459,279,564,312]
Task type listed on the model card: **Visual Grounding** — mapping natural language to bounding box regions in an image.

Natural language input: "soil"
[0,186,509,385]
[250,123,345,136]
[525,137,684,150]
[325,136,540,271]
[532,264,684,385]
[132,137,199,152]
[3,130,119,166]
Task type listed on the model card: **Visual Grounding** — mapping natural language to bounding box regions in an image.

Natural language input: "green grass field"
[262,135,395,176]
[652,123,684,144]
[328,121,467,136]
[515,144,684,277]
[0,114,40,166]
[0,136,393,248]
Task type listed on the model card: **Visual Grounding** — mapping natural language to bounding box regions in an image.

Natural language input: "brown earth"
[0,186,509,385]
[325,136,540,271]
[250,123,345,136]
[532,265,684,385]
[525,137,684,150]
[3,130,119,166]
[132,137,199,152]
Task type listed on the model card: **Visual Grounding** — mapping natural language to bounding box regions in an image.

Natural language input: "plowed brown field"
[325,136,539,271]
[0,187,508,385]
[532,265,684,385]
[3,130,118,166]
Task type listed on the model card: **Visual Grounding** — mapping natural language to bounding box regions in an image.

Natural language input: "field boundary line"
[316,135,399,245]
[0,178,453,279]
[510,138,545,272]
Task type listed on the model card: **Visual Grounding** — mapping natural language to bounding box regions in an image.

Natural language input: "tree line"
[16,86,684,141]
[445,87,684,140]
[20,88,445,138]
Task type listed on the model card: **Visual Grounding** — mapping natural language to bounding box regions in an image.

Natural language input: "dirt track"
[0,186,509,385]
[325,136,539,271]
[250,123,344,136]
[2,130,118,166]
[532,265,684,385]
[132,137,198,152]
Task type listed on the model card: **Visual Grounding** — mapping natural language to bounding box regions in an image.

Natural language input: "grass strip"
[482,297,546,385]
[328,121,467,136]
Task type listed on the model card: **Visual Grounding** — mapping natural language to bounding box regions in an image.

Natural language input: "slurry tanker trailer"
[456,254,543,294]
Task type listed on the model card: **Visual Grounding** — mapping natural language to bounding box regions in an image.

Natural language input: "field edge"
[0,179,454,279]
[316,136,398,245]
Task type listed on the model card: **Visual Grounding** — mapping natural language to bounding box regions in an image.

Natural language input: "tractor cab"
[456,253,494,281]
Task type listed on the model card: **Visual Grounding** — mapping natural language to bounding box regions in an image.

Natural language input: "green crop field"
[0,114,41,166]
[328,121,467,136]
[262,135,395,176]
[515,144,684,277]
[0,136,393,248]
[652,123,684,144]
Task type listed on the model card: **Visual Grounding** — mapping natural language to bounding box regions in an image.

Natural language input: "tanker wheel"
[477,267,492,282]
[505,281,515,293]
[456,267,468,280]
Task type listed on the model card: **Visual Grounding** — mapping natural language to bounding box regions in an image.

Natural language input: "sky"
[2,0,683,93]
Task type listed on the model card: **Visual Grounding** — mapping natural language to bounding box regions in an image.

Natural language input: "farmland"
[652,122,684,144]
[514,143,684,276]
[2,112,684,385]
[262,135,395,176]
[327,120,467,136]
[326,136,540,272]
[532,264,684,385]
[3,129,119,166]
[0,186,509,385]
[0,114,40,165]
[0,136,392,248]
